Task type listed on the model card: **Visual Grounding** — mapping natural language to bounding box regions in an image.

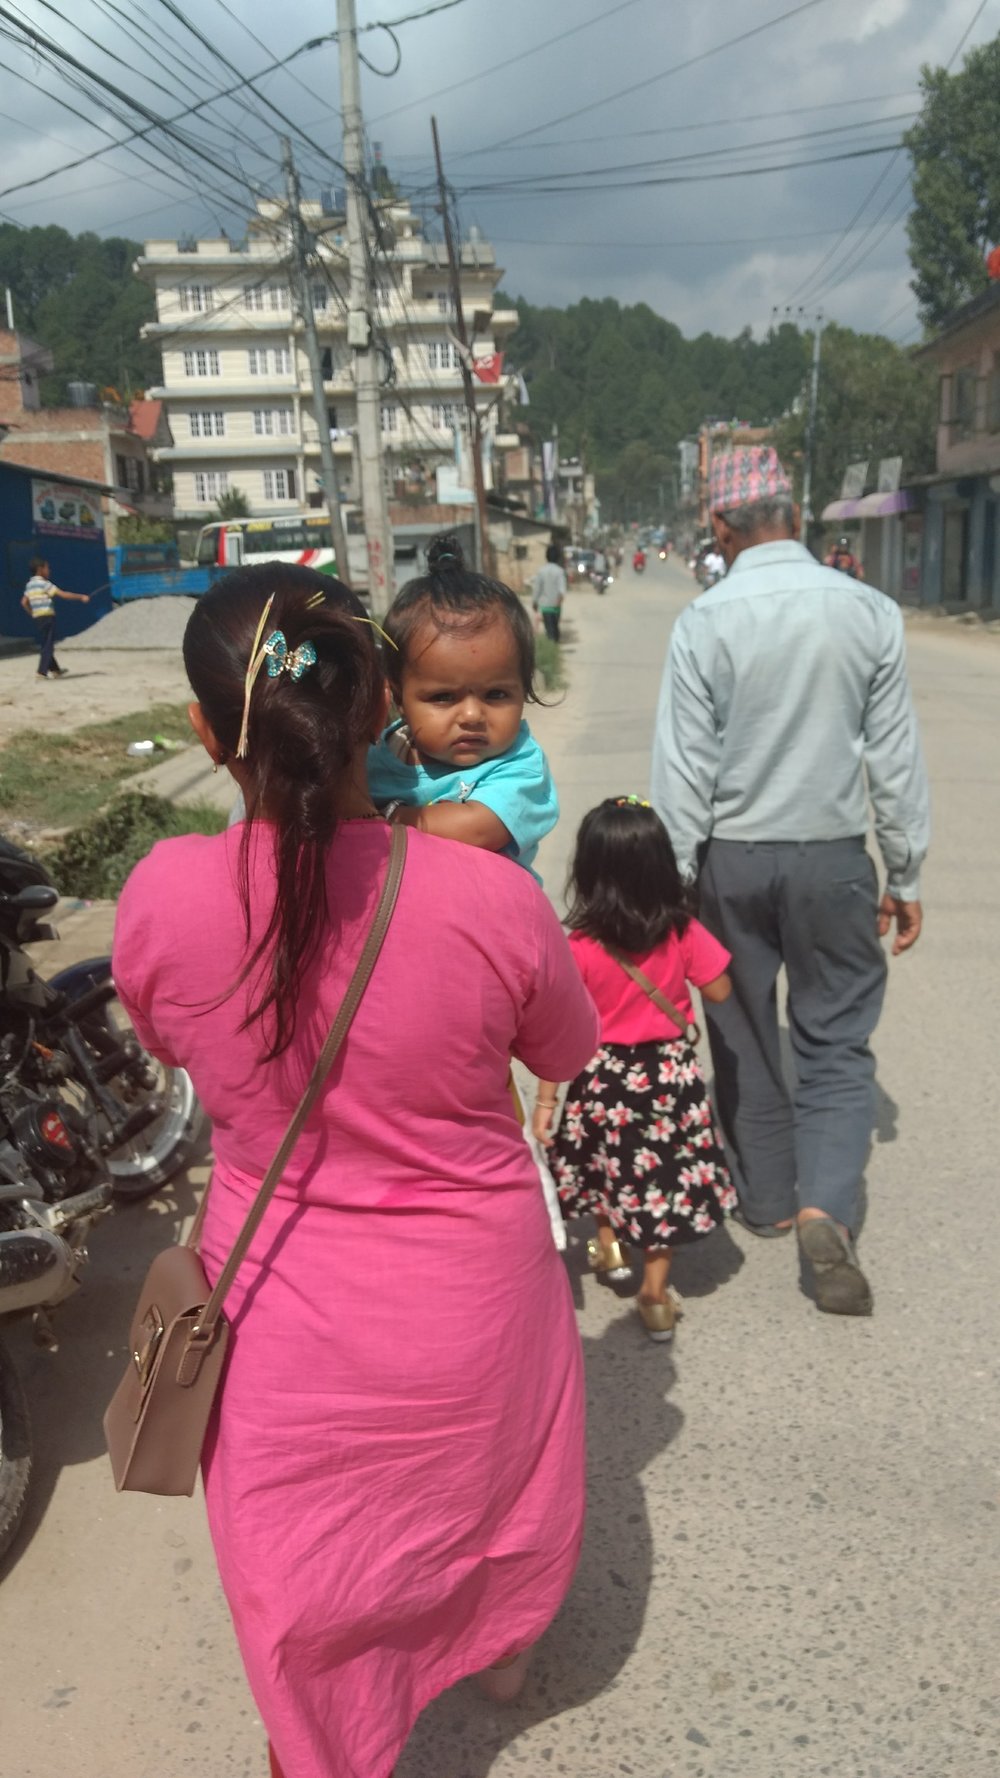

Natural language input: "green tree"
[217,487,250,519]
[905,35,1000,329]
[0,223,158,401]
[773,324,936,517]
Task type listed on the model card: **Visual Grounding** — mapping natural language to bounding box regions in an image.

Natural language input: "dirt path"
[0,600,194,744]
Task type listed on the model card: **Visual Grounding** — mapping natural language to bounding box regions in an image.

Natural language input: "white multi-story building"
[136,195,517,522]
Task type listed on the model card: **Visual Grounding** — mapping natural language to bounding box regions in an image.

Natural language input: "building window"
[183,348,220,377]
[247,347,292,376]
[374,283,393,307]
[430,402,457,430]
[436,291,451,315]
[194,470,229,502]
[952,363,978,440]
[263,468,296,501]
[179,283,214,312]
[268,284,290,311]
[380,404,399,434]
[189,410,226,436]
[244,285,266,312]
[427,340,460,371]
[253,408,295,436]
[311,283,329,311]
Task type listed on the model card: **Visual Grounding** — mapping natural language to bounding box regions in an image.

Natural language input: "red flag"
[472,352,504,384]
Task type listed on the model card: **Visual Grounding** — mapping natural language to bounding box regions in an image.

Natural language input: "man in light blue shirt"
[651,447,929,1317]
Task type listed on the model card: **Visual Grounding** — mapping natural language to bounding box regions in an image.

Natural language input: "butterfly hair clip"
[263,630,318,681]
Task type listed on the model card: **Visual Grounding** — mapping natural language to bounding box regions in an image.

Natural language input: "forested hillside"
[0,224,156,404]
[503,295,812,514]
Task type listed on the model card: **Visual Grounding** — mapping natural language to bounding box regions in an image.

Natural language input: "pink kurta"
[113,822,599,1778]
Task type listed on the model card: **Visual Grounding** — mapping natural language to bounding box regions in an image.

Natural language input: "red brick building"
[0,329,172,542]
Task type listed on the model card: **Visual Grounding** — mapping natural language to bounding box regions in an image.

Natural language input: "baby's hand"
[532,1101,556,1146]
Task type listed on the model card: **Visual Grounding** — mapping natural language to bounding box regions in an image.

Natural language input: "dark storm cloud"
[0,0,994,342]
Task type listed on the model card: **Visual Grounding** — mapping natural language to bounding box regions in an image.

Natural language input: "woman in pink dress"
[112,565,599,1778]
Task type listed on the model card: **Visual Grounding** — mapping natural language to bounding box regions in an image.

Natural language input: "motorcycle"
[590,568,614,595]
[0,840,202,1560]
[632,554,646,575]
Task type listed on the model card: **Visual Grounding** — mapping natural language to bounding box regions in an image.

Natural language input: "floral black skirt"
[549,1039,736,1249]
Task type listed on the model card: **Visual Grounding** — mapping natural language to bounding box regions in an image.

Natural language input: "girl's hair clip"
[614,795,651,808]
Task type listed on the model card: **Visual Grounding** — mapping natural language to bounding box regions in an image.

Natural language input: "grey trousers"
[698,838,888,1232]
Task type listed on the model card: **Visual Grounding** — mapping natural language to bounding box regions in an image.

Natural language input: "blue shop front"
[0,462,113,641]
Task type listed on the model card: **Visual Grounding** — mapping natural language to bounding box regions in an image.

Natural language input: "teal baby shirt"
[368,718,558,879]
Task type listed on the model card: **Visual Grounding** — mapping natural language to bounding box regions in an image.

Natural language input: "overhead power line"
[451,0,834,163]
[369,0,646,126]
[387,92,919,159]
[449,141,907,200]
[784,0,991,310]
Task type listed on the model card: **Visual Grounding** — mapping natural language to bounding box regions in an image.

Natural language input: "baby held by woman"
[368,534,557,875]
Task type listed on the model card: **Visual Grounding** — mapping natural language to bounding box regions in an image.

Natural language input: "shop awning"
[854,489,917,517]
[821,489,917,521]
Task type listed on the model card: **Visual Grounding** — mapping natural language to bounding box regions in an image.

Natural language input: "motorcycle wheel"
[99,994,205,1203]
[0,1338,31,1563]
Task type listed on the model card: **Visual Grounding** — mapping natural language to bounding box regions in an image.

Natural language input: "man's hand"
[878,894,922,955]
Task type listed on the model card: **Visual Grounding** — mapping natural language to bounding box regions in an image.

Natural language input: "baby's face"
[398,615,525,769]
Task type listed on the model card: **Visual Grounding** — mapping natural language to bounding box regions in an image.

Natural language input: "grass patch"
[0,703,193,832]
[43,791,226,899]
[535,633,566,693]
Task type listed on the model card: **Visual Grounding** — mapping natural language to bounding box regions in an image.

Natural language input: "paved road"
[3,556,999,1778]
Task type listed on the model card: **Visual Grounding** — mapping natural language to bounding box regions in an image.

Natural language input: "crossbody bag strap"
[188,824,407,1345]
[603,942,701,1045]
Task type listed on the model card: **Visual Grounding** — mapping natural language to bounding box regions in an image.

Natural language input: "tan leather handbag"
[103,826,407,1497]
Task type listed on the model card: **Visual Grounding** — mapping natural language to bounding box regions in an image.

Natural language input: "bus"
[195,512,366,580]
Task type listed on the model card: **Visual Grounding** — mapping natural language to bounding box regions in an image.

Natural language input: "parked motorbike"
[0,840,202,1560]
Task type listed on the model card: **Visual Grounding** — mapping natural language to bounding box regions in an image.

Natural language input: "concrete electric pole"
[282,139,350,585]
[431,115,491,574]
[337,0,392,616]
[800,314,823,531]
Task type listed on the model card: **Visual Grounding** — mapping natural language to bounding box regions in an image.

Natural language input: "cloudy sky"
[0,0,995,344]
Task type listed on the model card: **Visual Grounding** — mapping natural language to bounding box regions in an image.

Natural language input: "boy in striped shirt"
[21,556,90,679]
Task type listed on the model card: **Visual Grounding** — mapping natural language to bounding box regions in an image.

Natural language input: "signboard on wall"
[31,479,104,539]
[841,461,869,499]
[877,457,903,493]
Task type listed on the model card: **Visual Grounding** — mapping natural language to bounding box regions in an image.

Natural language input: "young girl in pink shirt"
[533,797,737,1342]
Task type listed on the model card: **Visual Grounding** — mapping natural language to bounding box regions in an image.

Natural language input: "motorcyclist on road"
[633,546,646,572]
[825,535,865,580]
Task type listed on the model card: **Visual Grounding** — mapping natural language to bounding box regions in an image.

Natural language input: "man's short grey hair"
[716,494,796,535]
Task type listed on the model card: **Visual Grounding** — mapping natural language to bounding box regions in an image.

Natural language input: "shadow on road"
[0,1143,209,1582]
[396,1314,682,1778]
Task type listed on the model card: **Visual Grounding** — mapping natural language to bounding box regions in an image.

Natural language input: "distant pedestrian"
[21,555,90,679]
[531,542,568,642]
[533,795,736,1344]
[651,445,929,1316]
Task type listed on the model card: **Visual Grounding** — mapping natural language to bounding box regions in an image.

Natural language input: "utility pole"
[337,0,392,615]
[282,139,350,586]
[800,313,823,532]
[431,115,491,573]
